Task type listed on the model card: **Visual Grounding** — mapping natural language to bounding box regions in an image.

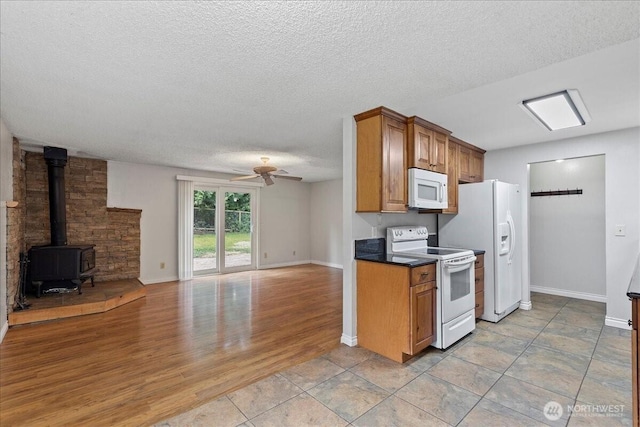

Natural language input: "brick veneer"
[6,139,25,314]
[5,148,141,313]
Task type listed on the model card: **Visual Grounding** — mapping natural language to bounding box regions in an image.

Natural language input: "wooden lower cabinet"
[357,261,436,363]
[474,254,485,319]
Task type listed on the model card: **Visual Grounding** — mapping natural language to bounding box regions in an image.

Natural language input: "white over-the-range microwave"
[408,168,448,209]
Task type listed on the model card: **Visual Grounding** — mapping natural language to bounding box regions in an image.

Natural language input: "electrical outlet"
[264,252,267,259]
[160,262,165,269]
[615,225,626,236]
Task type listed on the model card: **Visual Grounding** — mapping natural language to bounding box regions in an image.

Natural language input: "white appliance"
[439,180,522,322]
[408,168,448,210]
[386,226,476,349]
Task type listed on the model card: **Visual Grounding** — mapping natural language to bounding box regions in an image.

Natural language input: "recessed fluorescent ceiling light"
[521,89,591,131]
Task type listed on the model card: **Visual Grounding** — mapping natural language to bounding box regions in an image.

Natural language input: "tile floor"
[155,293,632,426]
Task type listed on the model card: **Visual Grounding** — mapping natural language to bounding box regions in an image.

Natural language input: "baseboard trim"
[340,333,357,347]
[311,260,343,269]
[259,260,311,270]
[0,320,8,343]
[140,276,179,285]
[530,286,606,303]
[519,301,532,311]
[605,316,631,330]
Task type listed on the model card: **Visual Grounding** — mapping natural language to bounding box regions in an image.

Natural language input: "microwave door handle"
[439,183,444,203]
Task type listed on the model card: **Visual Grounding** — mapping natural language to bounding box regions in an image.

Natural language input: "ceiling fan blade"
[274,169,289,175]
[230,174,259,181]
[273,175,302,181]
[263,175,274,186]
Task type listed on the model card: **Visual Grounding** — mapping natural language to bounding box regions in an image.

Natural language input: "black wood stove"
[27,147,97,297]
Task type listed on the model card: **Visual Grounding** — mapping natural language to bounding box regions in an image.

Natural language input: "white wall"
[0,118,14,342]
[530,156,606,299]
[310,179,343,268]
[485,127,640,329]
[107,161,312,284]
[259,178,311,267]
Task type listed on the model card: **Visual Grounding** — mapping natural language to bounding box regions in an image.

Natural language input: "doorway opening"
[528,154,606,301]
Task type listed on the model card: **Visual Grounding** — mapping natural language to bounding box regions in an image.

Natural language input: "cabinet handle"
[420,272,430,279]
[475,304,480,308]
[475,278,480,283]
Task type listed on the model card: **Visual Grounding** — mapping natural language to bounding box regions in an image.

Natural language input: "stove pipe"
[43,146,68,246]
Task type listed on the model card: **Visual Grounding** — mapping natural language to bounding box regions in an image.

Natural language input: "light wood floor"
[0,264,343,426]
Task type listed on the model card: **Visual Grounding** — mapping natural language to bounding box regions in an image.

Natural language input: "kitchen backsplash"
[355,238,385,257]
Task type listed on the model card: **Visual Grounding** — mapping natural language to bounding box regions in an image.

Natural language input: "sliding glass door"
[193,186,256,275]
[223,191,253,270]
[193,189,218,274]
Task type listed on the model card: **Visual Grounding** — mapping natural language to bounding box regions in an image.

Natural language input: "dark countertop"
[626,254,640,299]
[356,253,437,268]
[473,249,486,255]
[354,237,437,268]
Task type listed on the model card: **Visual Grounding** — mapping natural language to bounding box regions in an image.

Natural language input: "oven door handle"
[443,256,476,272]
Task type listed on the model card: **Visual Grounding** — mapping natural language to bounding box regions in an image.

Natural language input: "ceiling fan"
[230,157,302,186]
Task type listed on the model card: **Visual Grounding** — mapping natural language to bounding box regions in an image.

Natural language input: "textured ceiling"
[1,1,639,181]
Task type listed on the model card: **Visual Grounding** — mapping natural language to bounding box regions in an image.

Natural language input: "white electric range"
[386,226,477,349]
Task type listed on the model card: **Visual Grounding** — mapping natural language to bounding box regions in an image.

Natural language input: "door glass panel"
[193,190,217,273]
[418,183,437,200]
[450,269,471,301]
[224,191,252,269]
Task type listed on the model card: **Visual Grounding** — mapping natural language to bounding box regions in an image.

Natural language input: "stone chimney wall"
[6,148,141,313]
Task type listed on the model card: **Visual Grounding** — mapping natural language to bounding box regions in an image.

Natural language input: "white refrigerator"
[438,180,522,322]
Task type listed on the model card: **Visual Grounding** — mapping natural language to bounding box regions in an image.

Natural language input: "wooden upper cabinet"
[407,116,449,174]
[423,136,459,214]
[471,150,484,183]
[443,139,459,214]
[355,107,408,213]
[456,137,485,183]
[458,144,472,183]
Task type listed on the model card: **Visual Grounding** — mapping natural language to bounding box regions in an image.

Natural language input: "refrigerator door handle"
[507,211,515,265]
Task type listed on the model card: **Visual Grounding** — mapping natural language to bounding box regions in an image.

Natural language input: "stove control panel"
[387,226,429,242]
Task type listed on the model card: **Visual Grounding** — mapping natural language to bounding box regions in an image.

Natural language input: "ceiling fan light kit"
[230,157,303,186]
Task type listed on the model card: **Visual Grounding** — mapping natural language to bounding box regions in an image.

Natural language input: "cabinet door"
[475,290,484,319]
[458,145,472,183]
[382,116,407,212]
[470,150,484,182]
[444,141,458,214]
[411,125,433,170]
[431,131,448,174]
[411,282,436,353]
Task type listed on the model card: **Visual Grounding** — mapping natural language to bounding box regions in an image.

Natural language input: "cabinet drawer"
[474,254,484,269]
[411,264,436,286]
[475,268,484,293]
[475,290,484,318]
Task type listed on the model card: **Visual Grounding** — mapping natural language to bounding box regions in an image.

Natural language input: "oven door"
[440,256,476,323]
